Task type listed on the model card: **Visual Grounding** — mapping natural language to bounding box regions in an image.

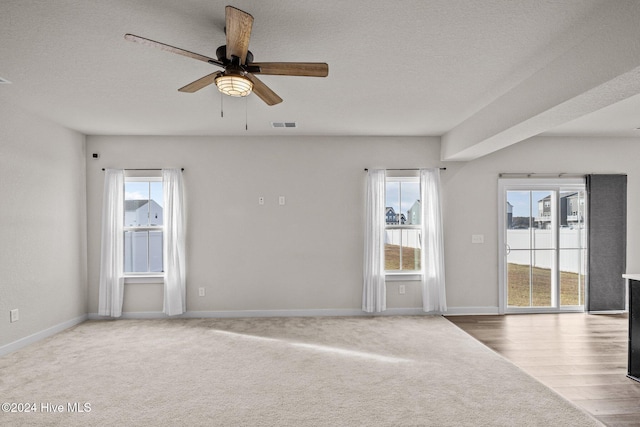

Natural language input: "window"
[124,177,163,274]
[385,176,422,273]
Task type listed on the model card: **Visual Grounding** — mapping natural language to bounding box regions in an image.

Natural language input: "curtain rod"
[102,168,184,171]
[498,172,583,178]
[364,167,446,171]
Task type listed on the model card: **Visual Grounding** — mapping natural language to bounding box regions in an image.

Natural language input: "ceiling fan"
[125,5,328,106]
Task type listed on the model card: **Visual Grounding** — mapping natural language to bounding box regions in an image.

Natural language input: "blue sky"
[386,181,420,214]
[507,191,550,217]
[125,181,163,207]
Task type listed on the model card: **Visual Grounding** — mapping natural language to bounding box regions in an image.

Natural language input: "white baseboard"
[87,307,501,320]
[88,307,447,320]
[587,310,628,315]
[442,306,500,316]
[0,314,88,357]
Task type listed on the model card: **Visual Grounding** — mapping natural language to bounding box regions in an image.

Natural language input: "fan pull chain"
[245,97,248,131]
[220,93,224,118]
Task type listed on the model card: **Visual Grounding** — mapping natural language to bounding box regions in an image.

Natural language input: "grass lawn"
[385,244,420,271]
[384,246,584,308]
[508,263,585,307]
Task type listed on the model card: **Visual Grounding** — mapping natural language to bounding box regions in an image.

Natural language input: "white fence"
[385,229,421,249]
[506,229,586,273]
[386,228,586,273]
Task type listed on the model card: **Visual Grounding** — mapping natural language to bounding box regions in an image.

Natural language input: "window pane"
[532,191,555,249]
[401,229,421,270]
[401,182,420,225]
[506,191,531,250]
[124,231,149,273]
[385,229,422,271]
[507,248,552,307]
[531,260,553,307]
[149,231,163,272]
[507,253,530,307]
[385,240,401,271]
[385,182,400,225]
[560,190,585,248]
[125,182,151,226]
[149,181,163,226]
[559,249,586,306]
[124,230,164,273]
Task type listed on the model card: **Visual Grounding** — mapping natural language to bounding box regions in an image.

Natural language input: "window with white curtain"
[124,177,163,274]
[385,175,423,275]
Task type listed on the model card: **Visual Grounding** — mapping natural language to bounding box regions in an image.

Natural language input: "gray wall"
[85,134,640,316]
[4,122,640,349]
[86,136,443,315]
[0,103,87,348]
[442,136,640,313]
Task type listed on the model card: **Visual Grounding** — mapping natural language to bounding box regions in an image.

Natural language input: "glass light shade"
[215,74,253,97]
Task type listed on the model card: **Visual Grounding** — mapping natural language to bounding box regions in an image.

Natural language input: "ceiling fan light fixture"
[215,73,253,97]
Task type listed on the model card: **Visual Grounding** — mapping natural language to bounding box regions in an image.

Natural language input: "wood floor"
[447,313,640,427]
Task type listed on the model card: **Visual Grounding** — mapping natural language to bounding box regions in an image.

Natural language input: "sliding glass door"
[499,179,587,313]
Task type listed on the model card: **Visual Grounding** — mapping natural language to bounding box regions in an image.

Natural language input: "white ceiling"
[2,0,640,160]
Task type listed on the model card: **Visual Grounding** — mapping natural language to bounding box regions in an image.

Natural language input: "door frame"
[498,178,587,314]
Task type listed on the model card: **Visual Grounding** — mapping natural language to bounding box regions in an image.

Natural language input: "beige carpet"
[0,316,602,426]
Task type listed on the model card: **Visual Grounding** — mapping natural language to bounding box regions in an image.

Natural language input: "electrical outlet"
[10,309,19,323]
[198,288,205,297]
[399,285,406,295]
[279,196,286,205]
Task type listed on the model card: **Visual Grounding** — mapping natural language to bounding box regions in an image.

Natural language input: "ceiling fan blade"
[225,6,253,64]
[178,72,222,93]
[245,73,282,106]
[124,34,225,68]
[250,62,329,77]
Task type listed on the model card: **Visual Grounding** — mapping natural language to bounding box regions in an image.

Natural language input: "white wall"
[86,136,443,315]
[0,102,87,348]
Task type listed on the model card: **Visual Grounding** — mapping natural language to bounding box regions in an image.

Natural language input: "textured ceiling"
[1,0,640,159]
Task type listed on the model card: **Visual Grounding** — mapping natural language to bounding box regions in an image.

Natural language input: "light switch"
[258,196,265,205]
[279,196,285,205]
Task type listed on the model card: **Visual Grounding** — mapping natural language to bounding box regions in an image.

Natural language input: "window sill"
[385,273,422,282]
[124,275,164,284]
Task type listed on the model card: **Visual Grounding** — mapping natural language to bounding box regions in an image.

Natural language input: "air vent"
[271,122,297,128]
[0,77,11,84]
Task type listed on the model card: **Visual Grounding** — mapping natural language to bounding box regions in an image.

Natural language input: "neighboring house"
[565,192,585,225]
[124,199,163,273]
[385,207,406,225]
[506,202,513,229]
[125,199,163,226]
[406,200,421,225]
[536,192,584,229]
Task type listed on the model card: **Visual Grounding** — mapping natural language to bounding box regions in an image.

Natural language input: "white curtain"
[98,169,125,317]
[420,168,447,312]
[363,169,386,313]
[162,168,186,316]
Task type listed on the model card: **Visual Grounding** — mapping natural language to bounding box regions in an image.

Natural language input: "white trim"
[588,310,628,315]
[124,275,164,284]
[386,274,422,281]
[0,315,88,357]
[87,307,500,320]
[443,306,501,316]
[88,307,448,320]
[498,177,587,314]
